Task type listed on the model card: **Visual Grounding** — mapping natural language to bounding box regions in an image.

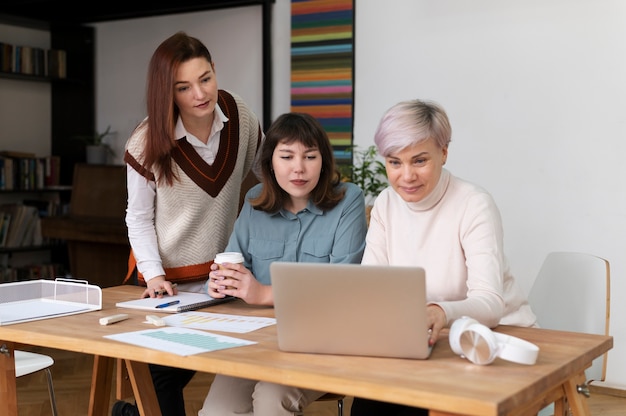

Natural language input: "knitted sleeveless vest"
[124,90,261,284]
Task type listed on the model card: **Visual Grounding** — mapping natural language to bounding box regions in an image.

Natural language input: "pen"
[154,283,178,296]
[155,300,180,309]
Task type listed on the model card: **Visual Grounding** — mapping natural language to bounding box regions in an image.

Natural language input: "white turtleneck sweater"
[363,168,536,328]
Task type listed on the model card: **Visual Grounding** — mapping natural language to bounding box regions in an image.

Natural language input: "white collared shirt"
[125,105,229,284]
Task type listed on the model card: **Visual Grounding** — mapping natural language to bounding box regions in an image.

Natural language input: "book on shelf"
[12,45,21,73]
[0,204,39,248]
[0,191,66,248]
[0,212,10,247]
[19,207,41,247]
[24,194,62,218]
[47,48,67,79]
[33,47,46,77]
[43,155,61,188]
[20,45,33,75]
[0,41,66,79]
[0,152,61,190]
[0,204,21,247]
[0,157,9,190]
[0,42,13,73]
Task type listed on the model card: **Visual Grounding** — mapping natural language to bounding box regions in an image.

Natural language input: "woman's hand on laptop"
[426,304,447,346]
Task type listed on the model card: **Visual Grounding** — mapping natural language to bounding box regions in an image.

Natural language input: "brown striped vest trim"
[171,89,240,197]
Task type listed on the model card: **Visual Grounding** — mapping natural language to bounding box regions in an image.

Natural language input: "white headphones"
[449,316,539,366]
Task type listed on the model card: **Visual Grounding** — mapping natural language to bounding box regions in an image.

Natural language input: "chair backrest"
[527,251,610,383]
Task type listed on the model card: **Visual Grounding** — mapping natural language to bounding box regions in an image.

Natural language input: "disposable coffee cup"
[214,252,244,266]
[214,252,244,289]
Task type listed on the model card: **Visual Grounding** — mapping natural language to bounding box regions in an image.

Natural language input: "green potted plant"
[340,144,388,223]
[72,125,115,164]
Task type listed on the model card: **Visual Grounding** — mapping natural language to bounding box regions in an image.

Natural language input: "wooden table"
[0,285,613,416]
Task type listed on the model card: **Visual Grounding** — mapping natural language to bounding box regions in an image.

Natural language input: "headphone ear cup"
[450,317,540,366]
[450,316,498,365]
[449,316,479,356]
[457,323,498,365]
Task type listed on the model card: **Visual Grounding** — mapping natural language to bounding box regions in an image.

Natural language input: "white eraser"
[146,315,166,327]
[99,313,130,326]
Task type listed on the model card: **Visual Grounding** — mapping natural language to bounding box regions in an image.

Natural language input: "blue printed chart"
[104,327,256,356]
[161,312,276,333]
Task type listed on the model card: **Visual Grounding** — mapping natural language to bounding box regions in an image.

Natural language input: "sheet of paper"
[104,327,256,356]
[160,311,276,333]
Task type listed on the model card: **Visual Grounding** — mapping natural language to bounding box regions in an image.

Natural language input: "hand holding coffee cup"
[214,252,244,290]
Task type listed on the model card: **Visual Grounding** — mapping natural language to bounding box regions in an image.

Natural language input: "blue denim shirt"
[225,182,367,285]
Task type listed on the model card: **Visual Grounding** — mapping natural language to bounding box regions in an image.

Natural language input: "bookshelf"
[0,18,93,282]
[0,187,71,283]
[1,19,94,186]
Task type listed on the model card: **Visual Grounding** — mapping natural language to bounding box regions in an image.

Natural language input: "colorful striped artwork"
[290,0,354,164]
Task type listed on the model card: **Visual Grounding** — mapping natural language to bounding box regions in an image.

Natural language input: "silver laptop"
[270,262,433,359]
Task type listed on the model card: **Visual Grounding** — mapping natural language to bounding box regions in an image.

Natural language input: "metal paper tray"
[0,278,102,325]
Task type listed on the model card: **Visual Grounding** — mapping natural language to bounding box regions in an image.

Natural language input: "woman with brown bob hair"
[200,112,368,415]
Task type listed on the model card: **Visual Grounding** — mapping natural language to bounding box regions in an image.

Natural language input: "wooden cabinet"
[40,164,128,288]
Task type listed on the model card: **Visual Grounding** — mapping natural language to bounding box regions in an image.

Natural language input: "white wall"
[94,0,624,389]
[352,0,626,389]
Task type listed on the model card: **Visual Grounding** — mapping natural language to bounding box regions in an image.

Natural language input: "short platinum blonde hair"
[374,99,452,157]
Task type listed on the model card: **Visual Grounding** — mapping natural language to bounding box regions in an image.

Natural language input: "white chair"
[15,350,59,416]
[527,251,610,415]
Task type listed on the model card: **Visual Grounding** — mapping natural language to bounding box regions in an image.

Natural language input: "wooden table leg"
[554,396,567,416]
[563,372,591,416]
[124,360,162,416]
[116,358,133,400]
[88,355,114,416]
[0,342,18,416]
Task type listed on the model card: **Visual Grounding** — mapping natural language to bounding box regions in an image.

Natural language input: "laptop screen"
[270,262,432,359]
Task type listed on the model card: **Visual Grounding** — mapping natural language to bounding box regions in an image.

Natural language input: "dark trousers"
[149,364,196,416]
[127,273,196,415]
[350,398,429,416]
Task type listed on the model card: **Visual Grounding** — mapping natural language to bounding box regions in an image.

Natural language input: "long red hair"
[143,31,213,185]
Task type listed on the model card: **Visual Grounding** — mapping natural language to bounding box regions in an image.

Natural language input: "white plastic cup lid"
[214,252,244,264]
